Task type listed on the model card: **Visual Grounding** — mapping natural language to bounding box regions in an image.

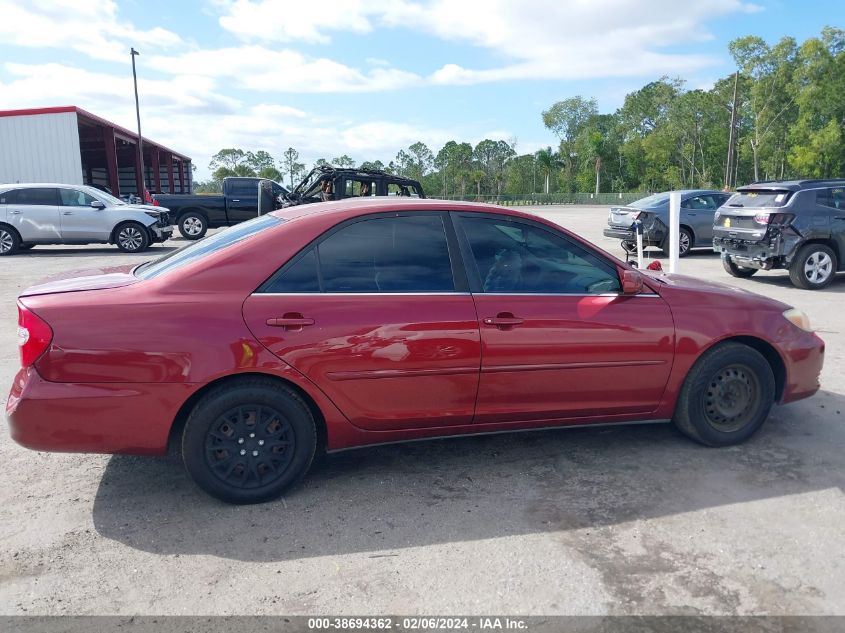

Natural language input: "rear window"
[134,215,282,280]
[726,190,792,208]
[629,193,668,209]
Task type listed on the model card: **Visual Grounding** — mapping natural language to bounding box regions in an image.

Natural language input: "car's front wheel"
[114,222,151,252]
[789,244,837,290]
[722,255,758,278]
[673,342,775,446]
[182,378,317,504]
[178,212,208,240]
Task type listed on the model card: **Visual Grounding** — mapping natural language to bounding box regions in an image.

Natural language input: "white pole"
[669,191,681,273]
[636,227,644,269]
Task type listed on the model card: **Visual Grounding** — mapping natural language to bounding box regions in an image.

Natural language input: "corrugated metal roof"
[0,105,191,161]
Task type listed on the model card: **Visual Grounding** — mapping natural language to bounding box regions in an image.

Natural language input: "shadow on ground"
[92,390,845,562]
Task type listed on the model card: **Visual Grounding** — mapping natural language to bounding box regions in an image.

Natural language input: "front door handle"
[483,313,524,329]
[231,199,241,202]
[266,314,315,330]
[63,211,74,215]
[9,210,21,215]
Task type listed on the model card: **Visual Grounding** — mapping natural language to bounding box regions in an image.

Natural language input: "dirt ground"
[0,205,843,616]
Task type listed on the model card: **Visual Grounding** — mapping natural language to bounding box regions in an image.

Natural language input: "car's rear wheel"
[0,225,20,256]
[722,255,758,278]
[115,222,151,252]
[673,342,775,446]
[789,244,837,290]
[178,212,208,240]
[182,378,317,504]
[662,227,693,258]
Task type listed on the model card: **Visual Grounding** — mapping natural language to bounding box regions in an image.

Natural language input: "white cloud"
[0,0,182,62]
[0,62,494,181]
[146,46,420,93]
[214,0,762,84]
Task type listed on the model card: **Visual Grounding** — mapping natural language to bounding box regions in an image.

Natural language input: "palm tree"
[471,169,486,200]
[534,147,560,194]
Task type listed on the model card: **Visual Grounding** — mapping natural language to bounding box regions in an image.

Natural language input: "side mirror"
[621,269,643,295]
[90,200,106,210]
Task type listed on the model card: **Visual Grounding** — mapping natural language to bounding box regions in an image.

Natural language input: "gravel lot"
[0,205,843,616]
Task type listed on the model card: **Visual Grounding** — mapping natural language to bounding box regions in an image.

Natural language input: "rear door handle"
[9,210,21,215]
[231,199,240,202]
[266,315,315,329]
[63,211,74,215]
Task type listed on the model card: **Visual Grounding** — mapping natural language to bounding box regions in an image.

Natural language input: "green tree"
[331,155,355,168]
[282,147,306,189]
[542,96,598,190]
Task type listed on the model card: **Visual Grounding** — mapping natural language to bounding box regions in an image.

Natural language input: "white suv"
[0,183,172,255]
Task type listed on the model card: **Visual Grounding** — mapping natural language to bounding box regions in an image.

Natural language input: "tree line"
[195,27,844,197]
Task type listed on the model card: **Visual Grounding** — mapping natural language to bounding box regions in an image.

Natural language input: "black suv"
[281,166,425,207]
[713,179,845,289]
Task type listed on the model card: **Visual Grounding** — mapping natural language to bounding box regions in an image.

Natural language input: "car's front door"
[58,188,110,241]
[4,187,61,242]
[454,213,675,424]
[242,212,481,431]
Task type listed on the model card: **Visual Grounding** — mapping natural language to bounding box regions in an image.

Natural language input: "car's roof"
[270,196,537,224]
[739,179,845,192]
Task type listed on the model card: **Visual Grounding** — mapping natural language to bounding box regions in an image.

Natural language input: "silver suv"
[0,184,172,255]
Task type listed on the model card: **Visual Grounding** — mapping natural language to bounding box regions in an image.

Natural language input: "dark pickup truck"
[154,177,288,240]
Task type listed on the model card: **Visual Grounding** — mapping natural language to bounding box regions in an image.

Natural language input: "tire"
[114,222,151,253]
[178,212,208,240]
[0,225,20,256]
[182,378,317,504]
[722,255,758,278]
[673,342,775,447]
[662,227,693,258]
[788,244,837,290]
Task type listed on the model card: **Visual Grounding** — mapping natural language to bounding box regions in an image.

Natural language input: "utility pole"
[130,48,146,194]
[724,71,739,189]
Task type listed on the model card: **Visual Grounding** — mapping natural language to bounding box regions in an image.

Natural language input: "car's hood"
[123,203,168,214]
[643,271,789,310]
[19,264,140,297]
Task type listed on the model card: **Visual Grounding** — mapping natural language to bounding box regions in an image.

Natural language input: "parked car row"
[604,178,845,290]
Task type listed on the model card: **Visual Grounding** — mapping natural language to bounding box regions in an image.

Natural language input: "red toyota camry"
[7,199,824,504]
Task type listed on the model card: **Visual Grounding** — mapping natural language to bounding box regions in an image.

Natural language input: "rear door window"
[817,188,845,209]
[262,214,455,293]
[14,188,59,205]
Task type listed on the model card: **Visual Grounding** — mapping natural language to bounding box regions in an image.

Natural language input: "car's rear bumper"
[712,226,802,269]
[5,367,192,455]
[602,226,662,246]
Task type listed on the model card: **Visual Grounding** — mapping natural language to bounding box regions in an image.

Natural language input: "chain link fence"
[437,192,651,206]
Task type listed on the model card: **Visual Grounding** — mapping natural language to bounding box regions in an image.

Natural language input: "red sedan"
[7,199,824,504]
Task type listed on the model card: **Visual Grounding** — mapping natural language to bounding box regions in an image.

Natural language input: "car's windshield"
[88,188,126,206]
[629,193,669,208]
[134,215,283,280]
[727,190,792,208]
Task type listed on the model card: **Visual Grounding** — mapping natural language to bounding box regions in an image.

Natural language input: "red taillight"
[754,212,770,224]
[630,211,642,220]
[17,303,52,368]
[754,212,793,226]
[153,199,160,207]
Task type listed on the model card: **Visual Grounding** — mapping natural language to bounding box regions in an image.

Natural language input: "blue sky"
[0,0,839,181]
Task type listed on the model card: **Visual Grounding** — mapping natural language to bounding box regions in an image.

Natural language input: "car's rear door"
[454,212,675,424]
[5,187,61,242]
[242,211,481,431]
[225,179,260,224]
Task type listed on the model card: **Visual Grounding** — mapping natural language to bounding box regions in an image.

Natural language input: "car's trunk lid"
[19,264,140,297]
[608,206,641,228]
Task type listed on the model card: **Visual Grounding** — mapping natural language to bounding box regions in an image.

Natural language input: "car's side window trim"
[255,210,470,295]
[451,211,628,296]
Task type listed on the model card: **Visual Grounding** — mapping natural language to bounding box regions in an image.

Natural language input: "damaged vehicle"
[603,190,732,257]
[281,166,425,207]
[713,179,845,290]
